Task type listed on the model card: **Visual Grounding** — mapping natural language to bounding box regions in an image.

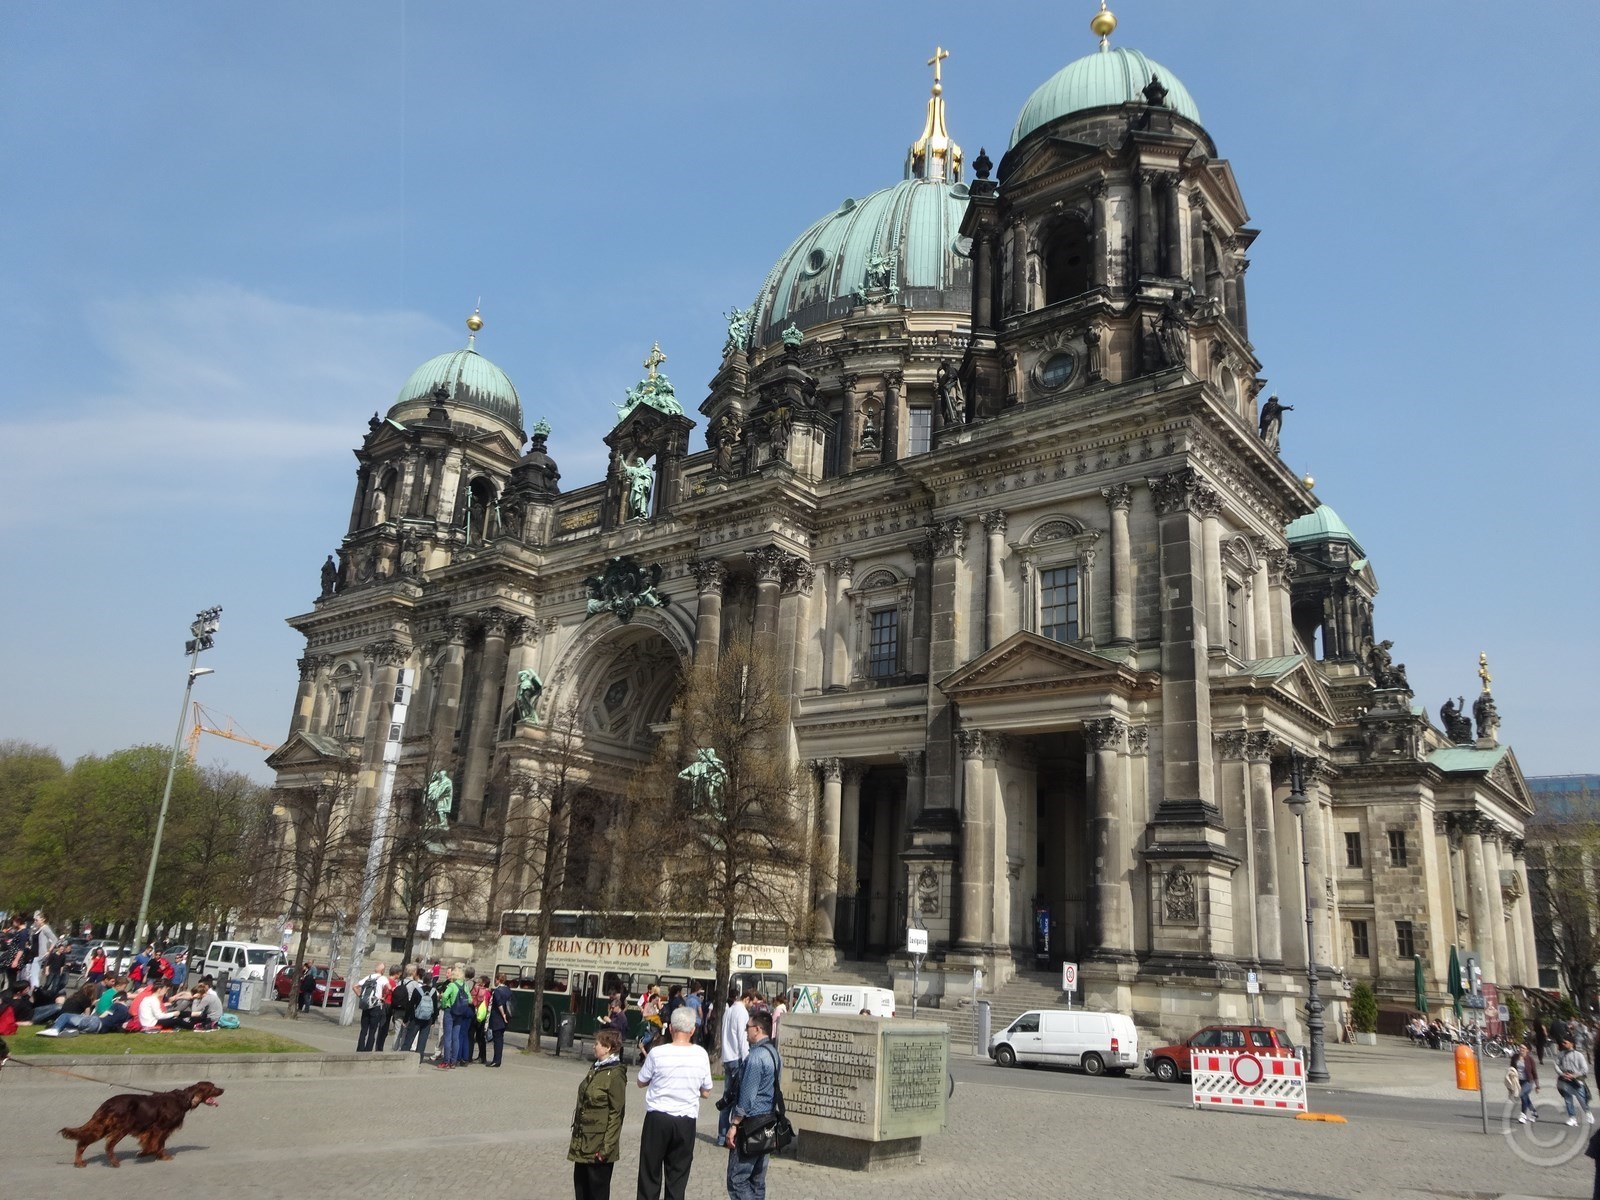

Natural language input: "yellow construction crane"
[186,702,277,759]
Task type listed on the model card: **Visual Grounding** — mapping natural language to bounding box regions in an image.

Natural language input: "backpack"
[0,1006,17,1036]
[359,975,382,1010]
[450,981,473,1018]
[413,983,436,1023]
[129,962,145,983]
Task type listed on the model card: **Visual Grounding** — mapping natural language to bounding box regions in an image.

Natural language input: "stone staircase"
[788,958,896,988]
[924,968,1075,1054]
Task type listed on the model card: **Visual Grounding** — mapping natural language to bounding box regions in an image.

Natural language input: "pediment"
[938,631,1157,702]
[1215,651,1336,724]
[265,730,355,773]
[1490,747,1536,816]
[1203,159,1251,226]
[1003,135,1106,185]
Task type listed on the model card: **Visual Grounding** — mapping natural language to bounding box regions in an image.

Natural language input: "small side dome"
[1286,504,1365,558]
[391,345,522,433]
[1009,47,1201,150]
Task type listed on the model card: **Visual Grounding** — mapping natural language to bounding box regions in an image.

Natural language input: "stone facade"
[264,37,1538,1039]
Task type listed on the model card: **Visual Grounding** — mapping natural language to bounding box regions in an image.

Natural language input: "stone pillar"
[1462,822,1498,986]
[500,619,538,736]
[981,510,1007,650]
[1249,537,1274,658]
[1137,170,1158,278]
[910,543,932,676]
[1101,483,1133,645]
[1304,762,1334,969]
[1483,831,1512,986]
[812,759,843,947]
[403,448,426,517]
[870,793,893,948]
[357,640,405,823]
[291,655,318,735]
[1246,733,1283,963]
[1195,487,1224,652]
[1084,717,1131,957]
[839,764,865,947]
[1187,192,1207,295]
[428,617,468,769]
[1268,548,1293,658]
[347,464,370,535]
[956,729,993,949]
[973,232,994,330]
[1162,175,1183,277]
[459,609,511,826]
[748,546,785,662]
[826,557,854,690]
[1511,841,1539,985]
[1090,182,1109,289]
[691,559,727,672]
[839,375,861,477]
[899,750,926,836]
[308,658,330,730]
[785,560,816,699]
[880,370,903,466]
[1146,469,1218,817]
[1010,217,1030,311]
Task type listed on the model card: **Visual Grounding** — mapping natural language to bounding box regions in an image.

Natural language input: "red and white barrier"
[1190,1051,1307,1115]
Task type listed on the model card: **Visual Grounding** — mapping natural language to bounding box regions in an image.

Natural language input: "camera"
[715,1095,732,1111]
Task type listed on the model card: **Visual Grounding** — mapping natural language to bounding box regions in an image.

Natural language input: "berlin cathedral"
[266,7,1538,1035]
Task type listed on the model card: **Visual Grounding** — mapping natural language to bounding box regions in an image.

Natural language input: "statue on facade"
[863,252,892,293]
[584,555,671,624]
[723,306,754,356]
[514,668,543,724]
[1439,697,1473,744]
[398,534,423,578]
[1369,639,1410,691]
[1258,394,1293,453]
[936,360,965,425]
[320,555,337,598]
[425,771,453,830]
[1156,291,1188,369]
[766,406,793,462]
[859,405,879,451]
[371,487,388,525]
[678,747,728,817]
[711,414,741,475]
[621,455,654,520]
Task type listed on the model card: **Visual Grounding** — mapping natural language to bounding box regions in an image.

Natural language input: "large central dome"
[749,177,973,346]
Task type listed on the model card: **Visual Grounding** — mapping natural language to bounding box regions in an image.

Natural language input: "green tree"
[1349,980,1378,1034]
[0,741,66,903]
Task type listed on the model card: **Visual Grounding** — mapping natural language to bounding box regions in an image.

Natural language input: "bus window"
[601,972,632,1001]
[543,968,568,993]
[551,913,580,937]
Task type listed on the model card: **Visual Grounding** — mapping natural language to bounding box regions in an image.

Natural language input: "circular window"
[804,248,828,275]
[604,679,629,710]
[1036,352,1075,391]
[950,183,970,200]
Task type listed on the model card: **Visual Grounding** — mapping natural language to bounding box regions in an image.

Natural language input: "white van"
[989,1009,1139,1075]
[201,941,286,983]
[790,984,896,1018]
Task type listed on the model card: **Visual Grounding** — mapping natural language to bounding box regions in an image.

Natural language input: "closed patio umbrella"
[1447,945,1464,1022]
[1414,954,1428,1015]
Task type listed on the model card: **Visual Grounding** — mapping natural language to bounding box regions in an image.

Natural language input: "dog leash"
[3,1058,163,1092]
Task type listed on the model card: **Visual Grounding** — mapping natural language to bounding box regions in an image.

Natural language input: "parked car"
[1143,1024,1297,1083]
[989,1009,1140,1075]
[160,944,191,966]
[272,965,346,1006]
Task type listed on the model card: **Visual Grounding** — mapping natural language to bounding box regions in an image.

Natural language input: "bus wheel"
[541,1008,555,1035]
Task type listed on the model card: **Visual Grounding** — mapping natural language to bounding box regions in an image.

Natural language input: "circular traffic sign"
[1230,1054,1265,1087]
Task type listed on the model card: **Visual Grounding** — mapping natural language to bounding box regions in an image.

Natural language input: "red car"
[1143,1024,1297,1082]
[273,965,346,1005]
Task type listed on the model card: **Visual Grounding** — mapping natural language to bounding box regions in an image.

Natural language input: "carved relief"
[1101,482,1132,511]
[1163,867,1198,924]
[1084,717,1128,753]
[917,865,940,915]
[926,518,968,560]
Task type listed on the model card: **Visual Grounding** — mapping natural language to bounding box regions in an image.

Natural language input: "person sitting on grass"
[135,981,191,1032]
[178,979,224,1030]
[39,991,133,1037]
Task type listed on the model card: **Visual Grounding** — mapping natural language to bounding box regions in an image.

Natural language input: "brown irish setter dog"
[60,1080,223,1167]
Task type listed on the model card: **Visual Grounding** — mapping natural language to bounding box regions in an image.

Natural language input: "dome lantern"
[906,44,963,183]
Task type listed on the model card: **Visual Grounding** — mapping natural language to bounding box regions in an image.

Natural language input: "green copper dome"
[1286,504,1365,557]
[390,345,522,432]
[750,178,973,346]
[1009,47,1201,149]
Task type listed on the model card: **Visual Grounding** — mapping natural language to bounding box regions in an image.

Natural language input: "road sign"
[1191,1051,1307,1115]
[1062,961,1078,992]
[1246,970,1260,995]
[906,928,928,955]
[1497,1004,1509,1023]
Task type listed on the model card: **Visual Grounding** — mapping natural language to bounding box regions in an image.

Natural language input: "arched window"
[467,477,498,544]
[370,467,399,526]
[1043,218,1091,306]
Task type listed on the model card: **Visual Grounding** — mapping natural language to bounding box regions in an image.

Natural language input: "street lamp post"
[134,606,221,950]
[1284,749,1331,1084]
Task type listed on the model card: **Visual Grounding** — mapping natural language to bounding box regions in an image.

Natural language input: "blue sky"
[2,2,1596,781]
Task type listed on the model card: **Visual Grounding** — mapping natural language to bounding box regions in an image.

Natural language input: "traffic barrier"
[1190,1051,1307,1115]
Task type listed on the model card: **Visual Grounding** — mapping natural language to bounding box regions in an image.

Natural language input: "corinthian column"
[881,370,903,466]
[826,557,853,689]
[956,729,994,949]
[1102,483,1133,645]
[690,559,727,672]
[1084,716,1130,957]
[982,510,1007,650]
[1193,485,1224,652]
[428,617,468,769]
[291,655,318,735]
[748,546,785,661]
[1246,732,1282,963]
[1462,819,1498,985]
[459,609,511,826]
[812,759,843,947]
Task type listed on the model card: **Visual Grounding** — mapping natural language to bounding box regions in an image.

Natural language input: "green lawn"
[7,1027,315,1056]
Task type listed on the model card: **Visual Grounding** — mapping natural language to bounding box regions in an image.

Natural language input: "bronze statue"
[1258,394,1293,453]
[1439,697,1472,744]
[936,360,965,425]
[320,555,337,597]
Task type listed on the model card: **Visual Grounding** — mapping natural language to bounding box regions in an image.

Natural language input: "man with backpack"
[397,965,438,1060]
[438,965,467,1069]
[354,961,388,1052]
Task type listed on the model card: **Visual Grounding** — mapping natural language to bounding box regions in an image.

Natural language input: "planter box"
[1353,1031,1378,1046]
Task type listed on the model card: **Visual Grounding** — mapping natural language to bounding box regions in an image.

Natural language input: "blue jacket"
[733,1038,781,1120]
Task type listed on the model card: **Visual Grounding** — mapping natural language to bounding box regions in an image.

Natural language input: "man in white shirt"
[137,983,185,1031]
[636,1005,712,1200]
[716,988,751,1146]
[354,962,387,1052]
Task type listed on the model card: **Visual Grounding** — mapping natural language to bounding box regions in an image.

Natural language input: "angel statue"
[515,668,543,724]
[425,771,453,830]
[677,747,728,817]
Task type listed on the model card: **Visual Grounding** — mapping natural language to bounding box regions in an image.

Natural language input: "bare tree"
[274,765,364,1019]
[619,633,828,1048]
[383,756,489,971]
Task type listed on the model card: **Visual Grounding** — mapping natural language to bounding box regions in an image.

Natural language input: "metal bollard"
[975,999,991,1059]
[556,1012,576,1056]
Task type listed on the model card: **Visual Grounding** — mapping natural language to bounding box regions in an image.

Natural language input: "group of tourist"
[344,960,514,1068]
[573,985,785,1200]
[1,972,224,1037]
[1509,1026,1595,1128]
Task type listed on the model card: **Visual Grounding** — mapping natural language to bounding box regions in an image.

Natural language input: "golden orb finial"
[466,310,484,333]
[1091,1,1117,47]
[1301,473,1316,490]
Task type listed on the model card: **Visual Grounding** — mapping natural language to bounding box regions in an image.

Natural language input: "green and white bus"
[495,909,791,1036]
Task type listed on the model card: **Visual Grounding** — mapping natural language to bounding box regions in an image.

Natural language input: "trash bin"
[557,1011,576,1055]
[975,999,991,1059]
[226,979,243,1011]
[239,978,263,1014]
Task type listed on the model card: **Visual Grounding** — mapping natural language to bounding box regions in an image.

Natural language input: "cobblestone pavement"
[2,1009,1591,1200]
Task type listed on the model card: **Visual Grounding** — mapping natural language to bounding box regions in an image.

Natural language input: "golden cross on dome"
[643,341,666,379]
[927,45,949,91]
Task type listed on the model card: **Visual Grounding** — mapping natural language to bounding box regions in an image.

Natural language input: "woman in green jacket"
[569,1026,627,1200]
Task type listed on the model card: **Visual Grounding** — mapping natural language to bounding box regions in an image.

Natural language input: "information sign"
[1061,961,1078,992]
[906,928,928,955]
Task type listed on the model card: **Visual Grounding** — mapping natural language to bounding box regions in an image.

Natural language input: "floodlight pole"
[135,606,221,949]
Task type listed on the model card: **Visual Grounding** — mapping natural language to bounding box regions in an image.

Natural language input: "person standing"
[28,913,58,990]
[403,969,439,1061]
[725,1009,782,1200]
[375,966,400,1051]
[1559,1034,1596,1127]
[354,961,388,1052]
[569,1027,627,1200]
[470,969,491,1063]
[438,966,465,1068]
[717,988,751,1146]
[86,947,106,986]
[635,1006,712,1200]
[488,973,512,1067]
[1514,1045,1541,1123]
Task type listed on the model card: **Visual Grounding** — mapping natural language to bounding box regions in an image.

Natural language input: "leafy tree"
[1349,980,1378,1034]
[1504,991,1526,1044]
[172,765,275,950]
[1527,784,1600,1011]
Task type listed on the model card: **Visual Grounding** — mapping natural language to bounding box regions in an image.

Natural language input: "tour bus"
[495,909,790,1038]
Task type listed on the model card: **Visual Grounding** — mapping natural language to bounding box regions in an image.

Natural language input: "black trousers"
[356,1005,385,1051]
[574,1160,615,1200]
[635,1111,696,1200]
[490,1024,506,1066]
